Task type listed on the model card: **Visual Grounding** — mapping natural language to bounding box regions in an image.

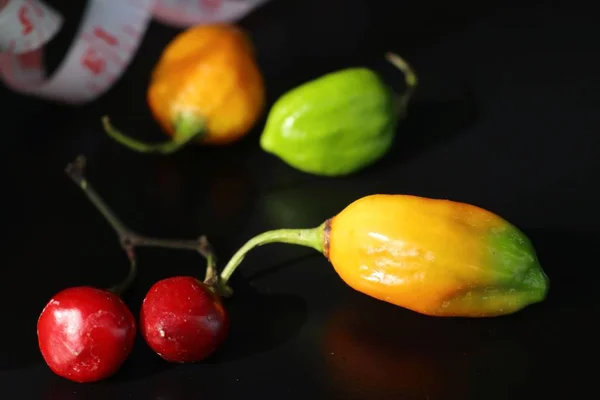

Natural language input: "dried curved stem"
[65,155,217,295]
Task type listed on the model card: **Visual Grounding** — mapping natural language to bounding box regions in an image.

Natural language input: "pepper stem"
[102,113,205,155]
[218,224,326,290]
[385,52,418,118]
[65,155,215,296]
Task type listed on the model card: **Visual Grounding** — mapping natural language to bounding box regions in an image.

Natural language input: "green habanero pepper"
[259,52,417,177]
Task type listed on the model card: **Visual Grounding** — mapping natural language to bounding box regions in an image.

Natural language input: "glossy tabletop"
[1,0,598,399]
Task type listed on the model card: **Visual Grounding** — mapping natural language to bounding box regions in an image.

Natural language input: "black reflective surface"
[1,0,599,398]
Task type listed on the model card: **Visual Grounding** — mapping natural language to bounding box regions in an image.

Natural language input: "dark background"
[1,0,598,398]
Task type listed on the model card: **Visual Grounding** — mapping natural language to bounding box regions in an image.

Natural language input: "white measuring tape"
[0,0,270,104]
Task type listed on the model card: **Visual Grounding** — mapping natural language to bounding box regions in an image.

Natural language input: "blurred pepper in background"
[103,24,266,154]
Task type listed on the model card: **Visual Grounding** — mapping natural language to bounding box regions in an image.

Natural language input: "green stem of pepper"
[102,113,205,155]
[385,52,418,118]
[217,224,326,294]
[64,155,217,295]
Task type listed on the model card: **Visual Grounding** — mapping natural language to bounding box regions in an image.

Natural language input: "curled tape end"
[1,0,271,104]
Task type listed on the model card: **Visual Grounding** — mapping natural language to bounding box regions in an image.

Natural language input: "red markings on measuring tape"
[80,47,106,75]
[81,25,131,68]
[18,5,33,35]
[201,0,222,9]
[17,48,40,69]
[93,26,119,46]
[1,0,271,104]
[81,27,127,67]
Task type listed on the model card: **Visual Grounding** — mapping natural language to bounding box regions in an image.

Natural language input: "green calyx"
[259,52,418,177]
[485,225,550,306]
[438,223,550,317]
[102,112,205,155]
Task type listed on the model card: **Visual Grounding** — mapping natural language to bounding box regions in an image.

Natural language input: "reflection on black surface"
[111,337,173,383]
[319,228,600,399]
[374,87,479,175]
[321,304,541,400]
[260,183,370,229]
[322,304,470,399]
[43,376,108,400]
[526,229,600,308]
[209,280,307,363]
[147,371,189,400]
[149,149,257,242]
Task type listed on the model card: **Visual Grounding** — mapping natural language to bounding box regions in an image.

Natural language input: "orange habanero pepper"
[215,194,550,317]
[102,24,265,153]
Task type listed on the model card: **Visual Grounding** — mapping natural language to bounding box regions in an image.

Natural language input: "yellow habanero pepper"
[215,194,550,317]
[102,24,266,153]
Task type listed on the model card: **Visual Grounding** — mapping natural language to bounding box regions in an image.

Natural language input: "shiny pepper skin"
[37,287,137,383]
[324,195,550,317]
[103,24,266,153]
[140,277,229,363]
[259,53,417,176]
[218,193,550,318]
[149,24,265,145]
